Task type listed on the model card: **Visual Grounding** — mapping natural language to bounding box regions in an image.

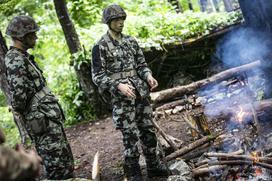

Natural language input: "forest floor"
[66,113,191,181]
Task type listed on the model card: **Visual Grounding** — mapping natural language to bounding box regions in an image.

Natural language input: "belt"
[109,69,137,80]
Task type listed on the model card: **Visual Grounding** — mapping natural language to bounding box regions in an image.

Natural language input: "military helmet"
[102,4,127,24]
[6,15,39,38]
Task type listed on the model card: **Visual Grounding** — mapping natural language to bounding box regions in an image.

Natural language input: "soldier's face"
[23,32,38,49]
[110,17,125,33]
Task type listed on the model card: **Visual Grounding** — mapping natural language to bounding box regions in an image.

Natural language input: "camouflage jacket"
[4,47,53,113]
[91,32,152,100]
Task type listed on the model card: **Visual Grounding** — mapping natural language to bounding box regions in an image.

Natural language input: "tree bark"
[0,30,29,144]
[151,60,261,104]
[53,0,106,116]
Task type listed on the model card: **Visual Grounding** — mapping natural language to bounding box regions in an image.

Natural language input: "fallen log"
[164,133,220,161]
[151,60,261,104]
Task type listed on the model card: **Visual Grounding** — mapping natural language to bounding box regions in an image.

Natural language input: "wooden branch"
[182,143,210,161]
[154,99,188,111]
[151,118,181,151]
[192,165,227,177]
[151,60,261,104]
[164,133,220,161]
[194,149,244,168]
[194,160,272,176]
[205,153,272,164]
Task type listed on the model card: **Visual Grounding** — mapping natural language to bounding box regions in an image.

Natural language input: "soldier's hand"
[117,83,136,98]
[147,74,158,91]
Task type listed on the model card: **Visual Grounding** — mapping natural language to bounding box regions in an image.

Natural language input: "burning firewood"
[193,159,272,178]
[195,149,244,167]
[151,60,261,105]
[204,152,272,164]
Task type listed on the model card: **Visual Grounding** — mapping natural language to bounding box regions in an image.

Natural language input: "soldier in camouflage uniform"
[0,128,41,181]
[91,4,170,181]
[4,15,74,179]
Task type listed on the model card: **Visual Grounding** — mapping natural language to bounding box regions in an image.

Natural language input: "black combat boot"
[123,158,143,181]
[146,156,170,178]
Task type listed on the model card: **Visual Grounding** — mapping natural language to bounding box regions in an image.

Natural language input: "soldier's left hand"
[147,74,158,91]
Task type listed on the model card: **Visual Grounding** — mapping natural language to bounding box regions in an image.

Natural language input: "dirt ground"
[66,114,191,181]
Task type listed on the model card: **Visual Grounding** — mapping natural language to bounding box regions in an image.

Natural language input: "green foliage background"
[0,0,242,145]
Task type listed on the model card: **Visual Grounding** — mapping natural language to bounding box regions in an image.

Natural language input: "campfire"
[150,60,272,180]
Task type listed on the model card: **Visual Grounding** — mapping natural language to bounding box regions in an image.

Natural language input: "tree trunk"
[168,0,183,13]
[151,60,261,104]
[53,0,106,116]
[0,30,29,144]
[188,0,194,10]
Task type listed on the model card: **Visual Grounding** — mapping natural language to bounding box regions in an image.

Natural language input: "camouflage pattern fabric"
[92,32,159,162]
[4,46,74,179]
[102,4,127,24]
[6,15,39,38]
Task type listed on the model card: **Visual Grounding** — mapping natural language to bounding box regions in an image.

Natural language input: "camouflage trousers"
[23,101,74,180]
[112,96,158,162]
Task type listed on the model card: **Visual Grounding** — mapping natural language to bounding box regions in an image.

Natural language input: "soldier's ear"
[0,128,5,144]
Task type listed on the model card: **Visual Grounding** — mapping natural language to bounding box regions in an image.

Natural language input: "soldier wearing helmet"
[91,4,170,181]
[4,15,74,179]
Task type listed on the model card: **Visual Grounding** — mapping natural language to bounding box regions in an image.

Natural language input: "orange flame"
[255,167,263,176]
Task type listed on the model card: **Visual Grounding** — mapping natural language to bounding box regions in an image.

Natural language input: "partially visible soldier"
[4,15,74,179]
[91,4,170,181]
[0,128,41,181]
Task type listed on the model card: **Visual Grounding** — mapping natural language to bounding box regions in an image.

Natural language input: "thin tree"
[0,30,29,143]
[53,0,106,116]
